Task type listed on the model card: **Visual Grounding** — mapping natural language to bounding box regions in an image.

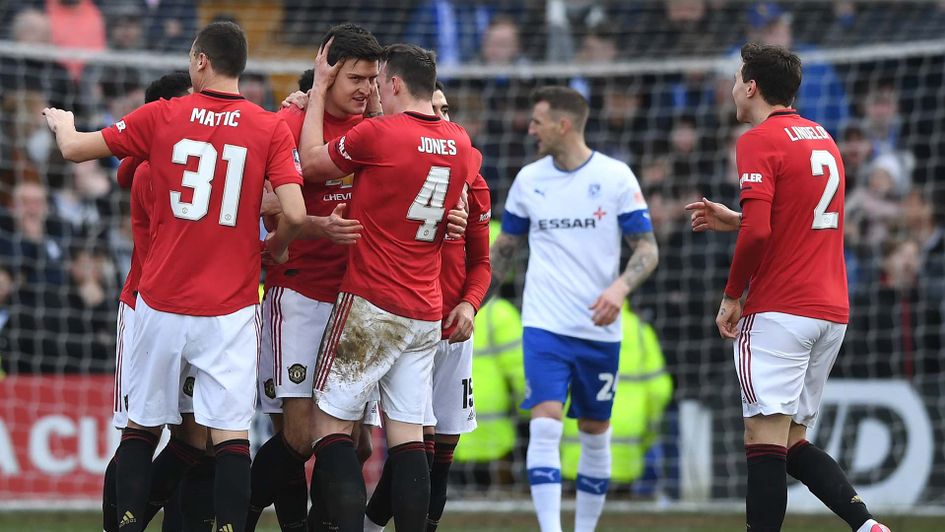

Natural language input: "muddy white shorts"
[126,295,261,431]
[735,312,846,427]
[313,293,440,425]
[422,337,477,434]
[258,287,333,414]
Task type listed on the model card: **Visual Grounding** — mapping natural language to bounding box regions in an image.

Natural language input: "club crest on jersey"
[288,364,307,385]
[115,120,126,132]
[264,378,276,399]
[588,183,601,198]
[740,172,763,187]
[183,376,195,397]
[292,149,302,174]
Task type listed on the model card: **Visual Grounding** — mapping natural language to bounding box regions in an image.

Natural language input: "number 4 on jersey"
[408,165,451,241]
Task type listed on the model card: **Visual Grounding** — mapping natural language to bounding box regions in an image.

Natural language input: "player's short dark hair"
[531,86,590,132]
[381,44,437,100]
[740,42,802,107]
[145,72,191,103]
[193,21,247,78]
[434,80,446,95]
[320,23,383,67]
[299,69,314,92]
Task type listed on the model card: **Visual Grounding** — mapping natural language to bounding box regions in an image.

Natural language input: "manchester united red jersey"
[440,173,491,338]
[328,112,478,321]
[102,90,304,316]
[730,109,848,323]
[117,158,153,309]
[264,106,362,302]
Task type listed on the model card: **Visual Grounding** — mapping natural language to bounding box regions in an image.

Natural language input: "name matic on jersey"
[538,218,597,230]
[784,125,830,142]
[190,108,240,127]
[418,137,457,155]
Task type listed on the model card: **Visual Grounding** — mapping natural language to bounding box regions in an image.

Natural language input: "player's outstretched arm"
[590,232,659,326]
[42,108,112,162]
[485,232,524,302]
[685,197,741,232]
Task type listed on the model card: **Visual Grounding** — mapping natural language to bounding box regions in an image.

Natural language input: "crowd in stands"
[0,1,942,412]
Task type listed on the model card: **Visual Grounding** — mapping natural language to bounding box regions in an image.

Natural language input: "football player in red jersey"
[364,81,491,532]
[686,42,889,532]
[247,24,382,532]
[43,22,307,532]
[299,43,480,531]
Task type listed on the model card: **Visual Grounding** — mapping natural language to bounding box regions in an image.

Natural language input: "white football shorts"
[313,292,440,425]
[258,287,333,414]
[735,311,846,427]
[422,337,477,434]
[112,301,134,429]
[126,295,261,431]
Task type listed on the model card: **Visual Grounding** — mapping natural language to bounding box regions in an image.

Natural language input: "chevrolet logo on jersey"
[537,218,597,230]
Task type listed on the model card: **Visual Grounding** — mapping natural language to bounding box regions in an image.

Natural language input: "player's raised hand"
[446,194,468,240]
[313,36,342,94]
[42,107,74,134]
[685,197,741,233]
[323,203,363,245]
[590,280,628,326]
[281,90,309,110]
[715,295,741,339]
[445,301,475,343]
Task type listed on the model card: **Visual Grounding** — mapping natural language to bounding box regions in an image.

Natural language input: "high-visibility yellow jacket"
[455,297,525,463]
[561,306,673,483]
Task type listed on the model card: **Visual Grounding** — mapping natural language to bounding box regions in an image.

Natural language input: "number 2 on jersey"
[407,166,451,241]
[810,150,840,230]
[170,139,247,226]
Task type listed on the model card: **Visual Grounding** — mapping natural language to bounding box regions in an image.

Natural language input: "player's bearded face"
[327,59,379,117]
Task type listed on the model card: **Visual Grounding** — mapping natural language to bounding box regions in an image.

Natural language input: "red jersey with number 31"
[735,109,848,323]
[102,90,304,316]
[328,112,478,321]
[264,106,362,303]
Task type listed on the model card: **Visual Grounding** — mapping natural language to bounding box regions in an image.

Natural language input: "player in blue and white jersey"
[489,86,659,532]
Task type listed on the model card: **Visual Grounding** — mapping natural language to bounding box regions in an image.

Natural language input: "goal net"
[0,0,943,514]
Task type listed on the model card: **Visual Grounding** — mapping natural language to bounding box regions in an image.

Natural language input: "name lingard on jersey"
[190,108,240,127]
[417,136,457,155]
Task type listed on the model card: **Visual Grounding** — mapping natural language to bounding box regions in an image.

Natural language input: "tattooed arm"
[485,232,525,302]
[589,232,659,326]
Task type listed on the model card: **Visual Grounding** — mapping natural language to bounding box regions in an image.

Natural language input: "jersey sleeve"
[736,131,777,204]
[266,119,305,189]
[461,175,492,310]
[617,166,653,235]
[116,157,144,189]
[101,100,163,160]
[327,118,379,175]
[501,170,530,235]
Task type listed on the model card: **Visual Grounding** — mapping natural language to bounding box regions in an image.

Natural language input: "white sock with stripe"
[527,417,564,532]
[575,428,612,532]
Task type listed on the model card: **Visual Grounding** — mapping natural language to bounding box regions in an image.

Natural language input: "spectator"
[545,0,607,62]
[743,2,850,135]
[50,159,114,238]
[569,24,619,101]
[62,244,116,371]
[0,89,50,199]
[45,0,106,81]
[0,8,78,111]
[845,152,904,250]
[403,0,499,67]
[838,122,873,191]
[0,181,67,287]
[106,4,145,50]
[480,16,526,66]
[902,188,945,299]
[861,81,903,156]
[240,72,275,111]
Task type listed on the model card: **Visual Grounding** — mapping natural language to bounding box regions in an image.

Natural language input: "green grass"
[0,511,936,531]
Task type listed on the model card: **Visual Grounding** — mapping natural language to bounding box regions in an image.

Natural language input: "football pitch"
[0,511,937,531]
